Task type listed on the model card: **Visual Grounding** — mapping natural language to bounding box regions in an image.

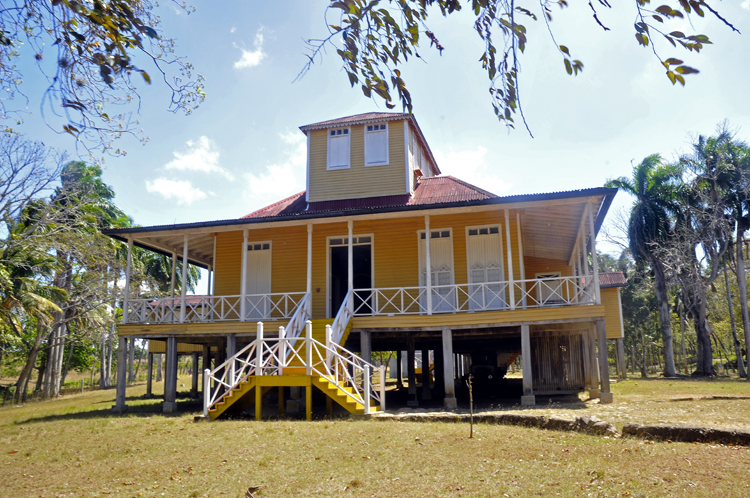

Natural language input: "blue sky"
[11,1,750,290]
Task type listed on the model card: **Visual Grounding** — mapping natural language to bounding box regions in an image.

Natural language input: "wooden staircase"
[207,378,273,420]
[207,317,371,420]
[312,375,380,415]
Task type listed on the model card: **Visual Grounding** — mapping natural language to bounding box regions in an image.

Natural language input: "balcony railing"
[124,292,308,325]
[351,275,596,316]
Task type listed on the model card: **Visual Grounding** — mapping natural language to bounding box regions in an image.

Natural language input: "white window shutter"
[329,133,350,169]
[366,125,388,164]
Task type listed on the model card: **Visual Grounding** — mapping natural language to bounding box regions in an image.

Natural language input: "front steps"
[207,373,379,421]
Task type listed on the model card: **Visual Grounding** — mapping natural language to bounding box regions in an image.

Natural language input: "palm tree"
[606,154,682,377]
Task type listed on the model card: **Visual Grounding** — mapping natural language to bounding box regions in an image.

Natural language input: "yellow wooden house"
[104,112,626,420]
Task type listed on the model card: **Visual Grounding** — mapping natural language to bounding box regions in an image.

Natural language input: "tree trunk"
[14,320,45,402]
[692,301,714,375]
[34,356,47,394]
[736,227,750,380]
[156,353,163,382]
[61,339,75,386]
[652,260,677,376]
[640,330,648,378]
[42,320,61,398]
[134,342,144,379]
[100,332,108,388]
[106,325,114,386]
[679,303,687,375]
[127,339,135,382]
[724,262,746,376]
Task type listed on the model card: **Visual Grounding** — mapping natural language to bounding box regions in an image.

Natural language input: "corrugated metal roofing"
[102,185,617,239]
[599,271,627,288]
[241,176,496,219]
[299,112,410,131]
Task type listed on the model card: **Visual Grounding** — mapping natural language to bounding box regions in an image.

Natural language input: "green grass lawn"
[1,377,750,497]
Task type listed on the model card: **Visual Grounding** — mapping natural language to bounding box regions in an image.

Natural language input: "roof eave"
[101,187,618,238]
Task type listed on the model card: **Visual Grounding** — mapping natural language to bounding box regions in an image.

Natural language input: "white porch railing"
[124,292,308,325]
[203,320,384,417]
[351,276,596,316]
[512,275,596,309]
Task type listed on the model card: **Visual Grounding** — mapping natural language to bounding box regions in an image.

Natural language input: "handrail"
[331,289,353,344]
[350,276,596,316]
[125,291,307,325]
[203,318,384,417]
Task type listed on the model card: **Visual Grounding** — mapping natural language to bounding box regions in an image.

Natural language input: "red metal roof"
[241,176,497,220]
[599,271,627,288]
[299,112,410,131]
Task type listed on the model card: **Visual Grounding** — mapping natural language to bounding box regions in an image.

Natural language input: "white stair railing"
[331,289,353,344]
[203,317,385,417]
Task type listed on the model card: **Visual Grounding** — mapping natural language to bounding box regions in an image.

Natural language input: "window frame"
[327,127,351,170]
[364,123,389,167]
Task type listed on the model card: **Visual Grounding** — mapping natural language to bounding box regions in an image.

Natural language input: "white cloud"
[234,30,265,69]
[164,136,234,180]
[742,1,750,10]
[145,178,207,205]
[244,131,305,200]
[433,146,512,195]
[230,27,236,34]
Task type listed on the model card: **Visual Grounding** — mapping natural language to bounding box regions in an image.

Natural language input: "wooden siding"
[120,321,269,338]
[148,340,219,354]
[307,121,408,202]
[602,287,624,339]
[352,304,606,330]
[213,225,307,297]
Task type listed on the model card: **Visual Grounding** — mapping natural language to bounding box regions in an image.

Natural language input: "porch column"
[170,252,177,323]
[170,252,177,297]
[180,235,189,323]
[112,336,128,413]
[588,200,601,304]
[122,238,133,324]
[407,335,418,406]
[396,350,404,389]
[240,229,248,321]
[202,344,210,395]
[347,220,354,310]
[190,352,199,398]
[163,336,178,413]
[521,324,535,406]
[580,210,590,280]
[588,325,600,398]
[307,224,313,314]
[516,212,526,308]
[616,338,627,380]
[421,346,431,400]
[505,210,515,310]
[206,265,212,299]
[424,215,433,315]
[596,319,613,403]
[360,330,371,363]
[211,234,217,295]
[146,352,154,397]
[442,328,457,409]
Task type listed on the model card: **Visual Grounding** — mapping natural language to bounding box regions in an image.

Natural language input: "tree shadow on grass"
[15,393,202,425]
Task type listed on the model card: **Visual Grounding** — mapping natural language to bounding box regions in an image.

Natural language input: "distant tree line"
[0,133,199,403]
[606,122,750,378]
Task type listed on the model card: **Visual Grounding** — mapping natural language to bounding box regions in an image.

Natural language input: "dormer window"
[327,128,350,170]
[365,123,388,166]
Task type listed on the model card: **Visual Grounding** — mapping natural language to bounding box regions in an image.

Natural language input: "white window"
[467,225,505,310]
[327,128,350,170]
[365,123,389,165]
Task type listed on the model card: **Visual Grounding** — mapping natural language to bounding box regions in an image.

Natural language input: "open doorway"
[329,235,373,317]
